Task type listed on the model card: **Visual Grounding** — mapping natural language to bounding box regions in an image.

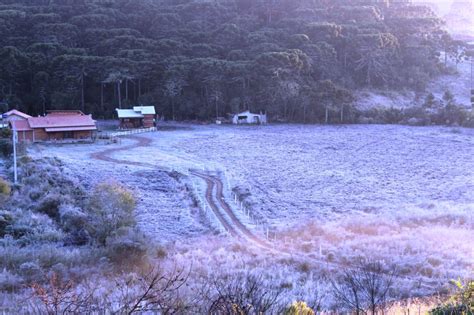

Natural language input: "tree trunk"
[117,81,122,109]
[303,104,307,124]
[325,106,329,124]
[138,79,141,97]
[100,83,104,109]
[340,104,344,122]
[125,79,129,101]
[171,99,175,121]
[81,70,85,112]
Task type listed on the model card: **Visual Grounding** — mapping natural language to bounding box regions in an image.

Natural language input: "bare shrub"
[111,266,190,314]
[208,273,284,314]
[30,272,96,314]
[331,259,397,314]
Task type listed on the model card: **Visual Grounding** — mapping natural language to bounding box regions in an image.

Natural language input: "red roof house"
[10,111,97,143]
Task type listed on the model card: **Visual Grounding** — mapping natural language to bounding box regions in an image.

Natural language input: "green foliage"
[285,301,315,315]
[0,177,10,196]
[0,0,449,122]
[430,279,474,315]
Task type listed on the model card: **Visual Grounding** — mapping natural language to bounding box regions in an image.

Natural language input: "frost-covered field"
[37,124,474,304]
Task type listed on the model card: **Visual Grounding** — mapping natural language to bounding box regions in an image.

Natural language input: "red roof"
[28,114,96,130]
[10,113,97,132]
[46,110,85,116]
[10,120,32,131]
[4,109,32,119]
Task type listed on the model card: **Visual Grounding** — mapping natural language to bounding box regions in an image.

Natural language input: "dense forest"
[0,0,466,122]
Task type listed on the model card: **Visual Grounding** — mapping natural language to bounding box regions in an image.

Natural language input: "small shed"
[232,111,267,125]
[1,109,32,129]
[2,109,32,121]
[116,106,156,129]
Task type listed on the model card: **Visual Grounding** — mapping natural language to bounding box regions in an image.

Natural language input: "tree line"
[0,0,466,122]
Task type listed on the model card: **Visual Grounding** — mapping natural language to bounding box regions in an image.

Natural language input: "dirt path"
[90,135,273,250]
[190,170,275,250]
[190,170,240,238]
[90,136,153,167]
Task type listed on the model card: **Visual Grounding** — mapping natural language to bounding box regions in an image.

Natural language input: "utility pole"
[12,127,17,184]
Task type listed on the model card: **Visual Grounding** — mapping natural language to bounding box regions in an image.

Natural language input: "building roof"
[10,120,32,131]
[3,109,32,119]
[133,106,156,115]
[116,106,156,119]
[235,110,264,116]
[116,109,144,119]
[28,114,96,130]
[46,110,85,116]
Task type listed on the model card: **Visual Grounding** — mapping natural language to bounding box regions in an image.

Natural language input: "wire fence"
[110,127,157,138]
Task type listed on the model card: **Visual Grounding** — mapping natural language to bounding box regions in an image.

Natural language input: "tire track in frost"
[190,170,275,251]
[90,135,273,250]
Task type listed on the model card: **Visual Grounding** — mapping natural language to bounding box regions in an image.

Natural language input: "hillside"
[0,0,466,123]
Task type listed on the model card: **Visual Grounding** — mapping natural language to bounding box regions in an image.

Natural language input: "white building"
[232,111,267,125]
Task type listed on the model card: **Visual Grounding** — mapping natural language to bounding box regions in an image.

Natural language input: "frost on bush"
[0,269,23,292]
[19,262,43,282]
[0,210,13,237]
[88,182,136,245]
[59,204,90,246]
[4,210,64,245]
[105,228,148,265]
[36,192,70,218]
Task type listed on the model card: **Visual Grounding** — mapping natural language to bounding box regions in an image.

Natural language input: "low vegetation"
[0,156,148,290]
[0,148,470,312]
[430,279,474,315]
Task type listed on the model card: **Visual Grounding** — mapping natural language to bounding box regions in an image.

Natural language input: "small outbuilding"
[1,109,31,128]
[116,106,156,129]
[9,111,97,143]
[2,109,32,121]
[232,111,267,125]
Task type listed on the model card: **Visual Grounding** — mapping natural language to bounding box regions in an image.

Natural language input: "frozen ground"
[33,124,474,302]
